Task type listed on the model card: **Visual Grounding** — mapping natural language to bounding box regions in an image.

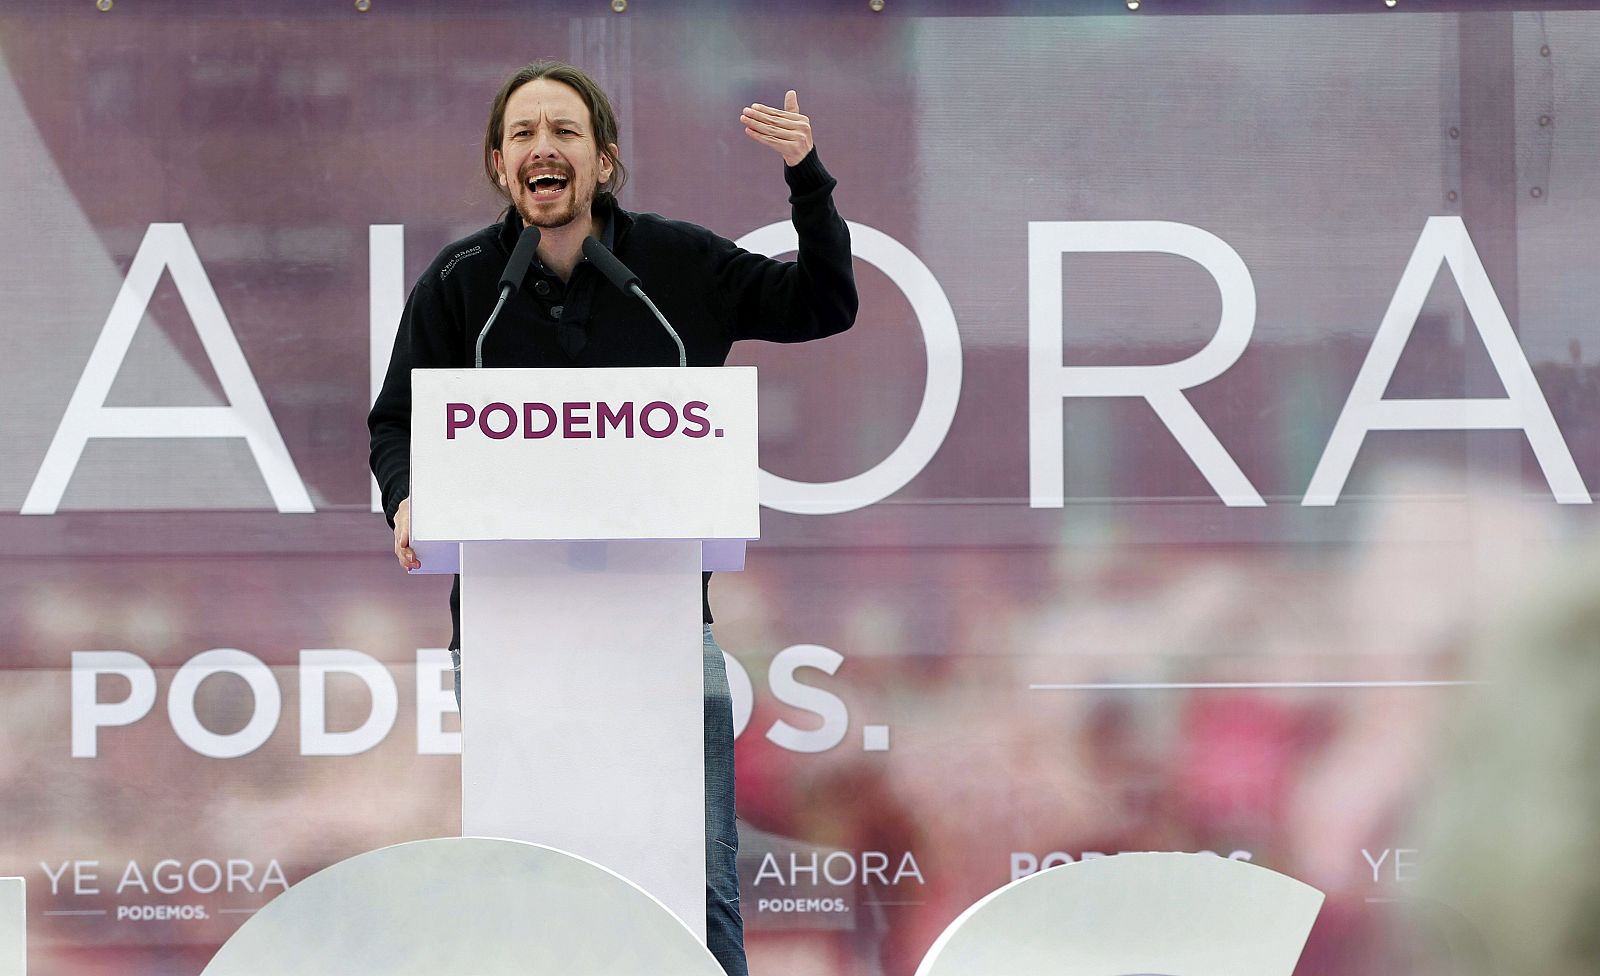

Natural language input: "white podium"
[408,366,759,941]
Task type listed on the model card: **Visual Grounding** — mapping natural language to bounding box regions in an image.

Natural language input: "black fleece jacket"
[368,149,857,643]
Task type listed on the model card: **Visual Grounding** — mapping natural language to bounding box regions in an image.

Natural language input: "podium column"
[459,538,706,940]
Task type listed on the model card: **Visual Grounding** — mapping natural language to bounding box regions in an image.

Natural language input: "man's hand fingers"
[741,116,803,140]
[740,92,812,166]
[743,127,797,152]
[743,104,807,123]
[740,115,807,139]
[743,128,807,159]
[741,116,811,153]
[741,114,806,136]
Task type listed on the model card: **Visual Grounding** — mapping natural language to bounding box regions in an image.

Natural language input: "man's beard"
[516,184,592,230]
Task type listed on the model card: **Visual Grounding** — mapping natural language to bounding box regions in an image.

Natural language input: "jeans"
[702,624,747,975]
[448,624,746,975]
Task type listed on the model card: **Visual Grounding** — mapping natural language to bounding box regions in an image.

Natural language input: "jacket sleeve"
[712,148,859,343]
[366,275,464,525]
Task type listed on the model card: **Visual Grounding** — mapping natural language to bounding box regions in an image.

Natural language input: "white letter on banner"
[21,223,313,514]
[765,644,849,753]
[1028,221,1263,507]
[415,648,461,756]
[1305,216,1589,504]
[167,649,281,758]
[370,225,404,513]
[735,221,963,515]
[71,651,157,758]
[299,650,398,756]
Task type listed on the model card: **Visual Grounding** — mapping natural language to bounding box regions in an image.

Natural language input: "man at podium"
[367,61,858,976]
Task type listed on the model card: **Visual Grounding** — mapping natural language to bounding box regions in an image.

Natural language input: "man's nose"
[528,127,560,157]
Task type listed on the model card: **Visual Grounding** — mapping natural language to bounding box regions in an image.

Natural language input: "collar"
[496,196,629,260]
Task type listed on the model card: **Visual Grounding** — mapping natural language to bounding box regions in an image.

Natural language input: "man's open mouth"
[525,173,570,201]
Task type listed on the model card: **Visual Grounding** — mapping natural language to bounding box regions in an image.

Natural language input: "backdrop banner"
[3,3,1598,974]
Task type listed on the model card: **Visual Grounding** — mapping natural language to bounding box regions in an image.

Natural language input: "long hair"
[482,61,628,209]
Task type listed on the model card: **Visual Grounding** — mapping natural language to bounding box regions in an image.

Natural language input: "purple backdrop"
[3,3,1599,974]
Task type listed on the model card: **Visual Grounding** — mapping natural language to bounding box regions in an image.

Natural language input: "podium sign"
[411,366,758,543]
[406,365,760,942]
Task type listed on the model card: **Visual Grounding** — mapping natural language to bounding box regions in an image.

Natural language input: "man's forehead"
[505,79,591,123]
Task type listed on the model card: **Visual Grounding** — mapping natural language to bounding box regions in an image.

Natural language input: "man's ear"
[602,143,620,183]
[492,148,507,186]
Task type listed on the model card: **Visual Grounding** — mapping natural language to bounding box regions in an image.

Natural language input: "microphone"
[581,235,639,292]
[475,226,542,368]
[582,236,687,368]
[499,225,542,294]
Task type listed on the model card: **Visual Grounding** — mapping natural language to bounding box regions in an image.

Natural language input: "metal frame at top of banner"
[71,0,1600,17]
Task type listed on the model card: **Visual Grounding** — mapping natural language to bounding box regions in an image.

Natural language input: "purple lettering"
[479,402,516,440]
[639,401,679,438]
[597,401,634,438]
[563,401,593,438]
[523,402,557,439]
[682,401,712,439]
[445,403,475,440]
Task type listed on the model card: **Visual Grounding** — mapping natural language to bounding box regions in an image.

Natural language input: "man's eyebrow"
[505,117,585,129]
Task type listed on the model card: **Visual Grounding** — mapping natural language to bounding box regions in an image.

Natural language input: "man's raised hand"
[740,90,813,167]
